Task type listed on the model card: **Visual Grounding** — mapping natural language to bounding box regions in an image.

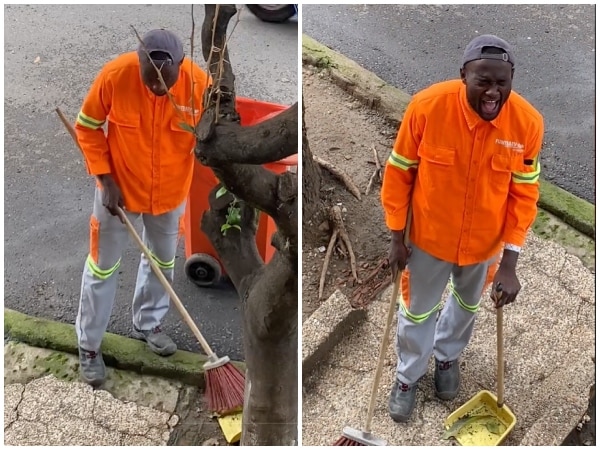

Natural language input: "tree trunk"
[301,98,323,227]
[195,5,297,445]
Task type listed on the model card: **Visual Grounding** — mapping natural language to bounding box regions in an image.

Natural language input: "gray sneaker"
[435,359,460,400]
[132,325,177,356]
[78,347,106,388]
[389,379,418,423]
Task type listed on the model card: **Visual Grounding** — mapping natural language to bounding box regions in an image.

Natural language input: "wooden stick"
[336,237,348,257]
[365,207,411,433]
[318,229,339,300]
[497,306,505,408]
[55,108,80,150]
[365,145,383,195]
[371,145,382,173]
[365,168,379,196]
[330,205,358,283]
[314,156,362,201]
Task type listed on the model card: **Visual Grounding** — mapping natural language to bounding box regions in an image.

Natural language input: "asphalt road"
[4,4,297,361]
[303,4,596,204]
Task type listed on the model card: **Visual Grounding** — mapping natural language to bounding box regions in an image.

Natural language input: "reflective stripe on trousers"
[76,187,185,352]
[395,244,499,385]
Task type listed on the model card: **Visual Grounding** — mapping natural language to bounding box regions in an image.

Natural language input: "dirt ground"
[168,387,233,446]
[302,66,398,322]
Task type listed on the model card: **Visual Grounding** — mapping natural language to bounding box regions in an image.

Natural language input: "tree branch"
[200,186,263,291]
[211,164,297,243]
[201,4,238,122]
[195,103,298,166]
[244,252,296,341]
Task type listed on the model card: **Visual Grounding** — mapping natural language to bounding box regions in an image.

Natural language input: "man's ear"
[460,67,467,84]
[511,67,515,80]
[179,53,185,66]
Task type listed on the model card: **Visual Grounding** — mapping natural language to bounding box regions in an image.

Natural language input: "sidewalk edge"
[4,308,246,387]
[302,290,367,381]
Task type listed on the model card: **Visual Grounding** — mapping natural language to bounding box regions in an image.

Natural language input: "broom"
[55,107,245,414]
[334,208,412,446]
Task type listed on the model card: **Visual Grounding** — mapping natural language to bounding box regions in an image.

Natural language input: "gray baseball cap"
[462,34,514,67]
[137,29,184,64]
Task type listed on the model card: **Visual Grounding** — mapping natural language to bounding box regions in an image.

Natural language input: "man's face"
[460,59,514,121]
[139,56,181,97]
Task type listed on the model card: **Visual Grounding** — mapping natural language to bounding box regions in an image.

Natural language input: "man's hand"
[98,174,125,223]
[491,249,521,307]
[388,230,411,281]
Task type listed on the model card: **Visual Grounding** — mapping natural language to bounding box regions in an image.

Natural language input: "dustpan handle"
[496,306,504,408]
[365,208,412,432]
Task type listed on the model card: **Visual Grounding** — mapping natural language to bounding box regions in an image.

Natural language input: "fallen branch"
[330,205,358,283]
[318,229,339,300]
[315,156,361,201]
[317,205,360,300]
[372,144,383,176]
[365,169,379,196]
[365,145,383,196]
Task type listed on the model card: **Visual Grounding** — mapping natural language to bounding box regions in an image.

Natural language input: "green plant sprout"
[216,185,242,236]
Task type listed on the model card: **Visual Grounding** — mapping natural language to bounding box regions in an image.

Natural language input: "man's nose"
[485,84,500,96]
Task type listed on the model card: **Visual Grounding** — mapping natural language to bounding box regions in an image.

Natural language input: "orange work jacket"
[381,79,544,266]
[75,52,210,215]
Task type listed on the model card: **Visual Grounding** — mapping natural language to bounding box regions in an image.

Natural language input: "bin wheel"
[184,254,222,287]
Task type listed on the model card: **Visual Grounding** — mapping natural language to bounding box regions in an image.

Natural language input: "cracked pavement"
[4,343,185,446]
[302,232,595,446]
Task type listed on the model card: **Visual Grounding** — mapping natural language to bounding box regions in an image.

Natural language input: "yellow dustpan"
[444,304,516,446]
[218,410,243,444]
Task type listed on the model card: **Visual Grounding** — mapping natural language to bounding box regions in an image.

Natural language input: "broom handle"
[497,305,504,408]
[54,107,217,359]
[56,108,80,150]
[118,208,217,358]
[365,207,412,433]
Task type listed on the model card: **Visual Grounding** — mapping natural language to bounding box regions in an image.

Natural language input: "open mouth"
[481,99,500,116]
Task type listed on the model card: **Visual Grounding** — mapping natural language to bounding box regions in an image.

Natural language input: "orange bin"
[183,97,297,287]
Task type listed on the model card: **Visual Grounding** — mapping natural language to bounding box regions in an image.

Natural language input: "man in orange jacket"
[75,29,209,387]
[381,34,544,422]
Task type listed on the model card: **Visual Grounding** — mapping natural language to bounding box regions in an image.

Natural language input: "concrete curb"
[4,308,245,387]
[301,290,366,381]
[302,34,596,240]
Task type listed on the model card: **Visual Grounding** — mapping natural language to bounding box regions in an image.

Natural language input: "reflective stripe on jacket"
[75,52,209,215]
[381,79,544,266]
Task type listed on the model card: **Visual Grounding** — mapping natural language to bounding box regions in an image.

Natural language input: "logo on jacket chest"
[495,138,524,153]
[176,104,201,116]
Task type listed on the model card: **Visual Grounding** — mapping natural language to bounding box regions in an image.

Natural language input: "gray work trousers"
[76,187,185,352]
[395,244,500,385]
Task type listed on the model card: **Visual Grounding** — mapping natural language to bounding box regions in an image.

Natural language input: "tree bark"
[195,5,297,445]
[301,98,323,227]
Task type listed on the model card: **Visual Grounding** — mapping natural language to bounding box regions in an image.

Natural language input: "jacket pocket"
[108,107,140,128]
[417,143,456,189]
[418,144,456,166]
[170,117,197,154]
[490,153,519,194]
